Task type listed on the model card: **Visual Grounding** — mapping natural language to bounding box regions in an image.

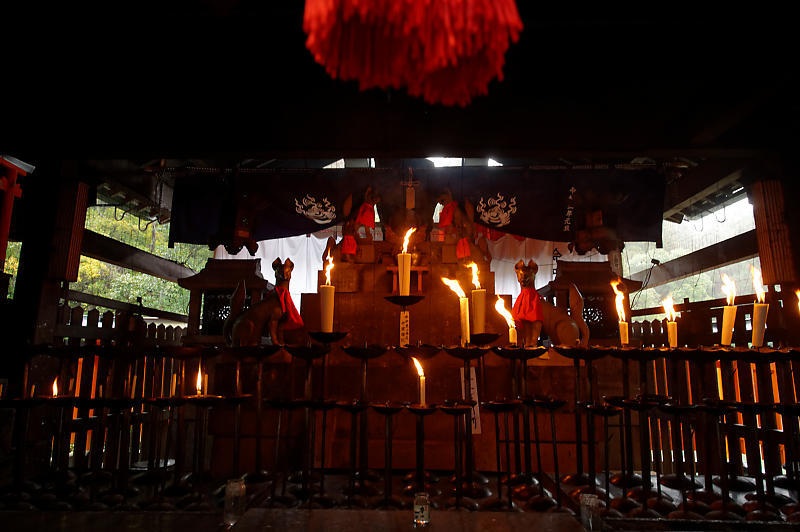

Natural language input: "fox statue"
[223,258,302,346]
[513,259,590,348]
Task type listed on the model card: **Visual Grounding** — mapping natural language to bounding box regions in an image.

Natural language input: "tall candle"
[720,273,737,346]
[412,357,426,405]
[611,280,628,346]
[170,373,177,397]
[320,252,335,332]
[442,277,470,346]
[494,296,517,346]
[398,228,416,296]
[466,263,485,334]
[459,297,471,347]
[203,374,209,396]
[751,266,768,347]
[662,296,678,348]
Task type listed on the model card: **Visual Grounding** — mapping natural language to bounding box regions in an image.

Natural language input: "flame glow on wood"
[752,266,765,303]
[402,227,416,254]
[662,296,677,322]
[610,280,626,322]
[796,290,800,315]
[466,262,481,290]
[495,296,515,328]
[324,251,334,285]
[721,274,736,306]
[441,277,466,298]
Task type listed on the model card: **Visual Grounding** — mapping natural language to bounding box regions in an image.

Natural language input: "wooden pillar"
[13,162,89,345]
[750,179,796,284]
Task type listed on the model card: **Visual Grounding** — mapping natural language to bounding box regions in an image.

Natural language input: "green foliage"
[69,206,213,315]
[3,241,21,298]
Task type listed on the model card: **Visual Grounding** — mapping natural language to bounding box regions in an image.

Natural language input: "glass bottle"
[224,478,246,527]
[413,492,431,528]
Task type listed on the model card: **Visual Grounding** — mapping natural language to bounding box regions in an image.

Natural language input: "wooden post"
[750,179,796,284]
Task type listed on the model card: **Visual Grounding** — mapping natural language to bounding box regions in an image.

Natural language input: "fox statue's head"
[272,258,294,286]
[514,260,538,288]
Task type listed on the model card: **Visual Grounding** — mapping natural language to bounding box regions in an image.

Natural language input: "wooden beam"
[628,229,758,289]
[662,161,748,222]
[66,289,188,322]
[81,230,195,282]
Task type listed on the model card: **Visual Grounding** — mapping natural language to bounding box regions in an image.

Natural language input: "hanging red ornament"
[303,0,523,106]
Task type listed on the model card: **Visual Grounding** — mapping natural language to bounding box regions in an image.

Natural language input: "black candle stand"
[370,401,407,510]
[480,399,522,511]
[521,395,553,510]
[394,343,442,361]
[403,403,441,499]
[444,346,493,498]
[138,396,184,492]
[773,403,800,494]
[227,344,283,486]
[284,344,332,490]
[607,348,644,491]
[602,395,642,514]
[265,397,300,508]
[183,394,224,488]
[699,399,745,521]
[584,402,623,517]
[337,399,370,508]
[342,344,389,487]
[656,401,704,520]
[0,397,44,496]
[493,345,548,496]
[553,346,610,491]
[439,400,479,511]
[622,395,663,519]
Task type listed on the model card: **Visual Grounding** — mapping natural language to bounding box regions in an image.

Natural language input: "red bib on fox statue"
[512,286,543,325]
[275,286,304,329]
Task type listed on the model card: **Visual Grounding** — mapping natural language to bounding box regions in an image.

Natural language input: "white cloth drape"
[214,233,606,311]
[214,234,331,312]
[487,235,607,305]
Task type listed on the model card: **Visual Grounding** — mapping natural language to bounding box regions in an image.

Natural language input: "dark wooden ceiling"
[2,4,795,161]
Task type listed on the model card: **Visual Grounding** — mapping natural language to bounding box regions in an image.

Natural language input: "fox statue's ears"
[514,260,539,275]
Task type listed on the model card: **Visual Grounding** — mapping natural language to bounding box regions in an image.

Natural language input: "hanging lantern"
[303,0,523,106]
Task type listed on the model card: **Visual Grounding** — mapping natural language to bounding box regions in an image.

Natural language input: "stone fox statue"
[513,260,590,347]
[223,258,303,346]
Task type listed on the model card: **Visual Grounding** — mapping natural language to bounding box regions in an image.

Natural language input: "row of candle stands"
[2,339,800,523]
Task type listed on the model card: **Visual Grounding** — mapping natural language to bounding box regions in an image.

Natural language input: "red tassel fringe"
[303,0,523,106]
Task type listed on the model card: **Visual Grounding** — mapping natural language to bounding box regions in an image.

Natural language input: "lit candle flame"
[721,273,736,306]
[662,296,677,322]
[402,227,416,254]
[441,277,466,298]
[752,266,765,304]
[52,377,58,397]
[466,262,481,290]
[324,251,334,285]
[495,296,515,328]
[610,280,626,322]
[196,366,202,396]
[411,357,425,377]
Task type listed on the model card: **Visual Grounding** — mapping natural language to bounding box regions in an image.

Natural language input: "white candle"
[419,374,426,405]
[752,303,769,347]
[398,253,411,296]
[667,321,677,348]
[203,374,209,396]
[509,327,518,346]
[472,289,486,335]
[319,284,335,333]
[721,305,737,346]
[618,321,629,346]
[459,297,470,346]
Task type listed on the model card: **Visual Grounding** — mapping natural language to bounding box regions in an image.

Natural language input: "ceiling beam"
[629,229,758,289]
[81,230,195,282]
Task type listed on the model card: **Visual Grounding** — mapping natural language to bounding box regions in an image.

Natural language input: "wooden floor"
[233,508,586,531]
[0,508,584,532]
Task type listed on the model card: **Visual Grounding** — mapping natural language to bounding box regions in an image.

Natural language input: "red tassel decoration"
[303,0,523,106]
